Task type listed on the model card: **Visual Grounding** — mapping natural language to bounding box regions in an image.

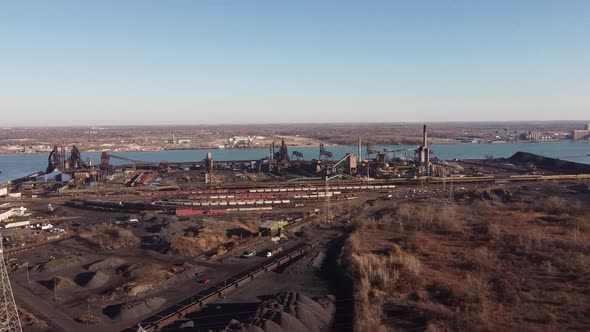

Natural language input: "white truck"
[265,246,283,257]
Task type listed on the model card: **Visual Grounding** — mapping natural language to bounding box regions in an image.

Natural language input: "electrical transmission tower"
[0,234,22,332]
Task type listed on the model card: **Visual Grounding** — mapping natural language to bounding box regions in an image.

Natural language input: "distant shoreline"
[0,143,344,156]
[1,140,583,157]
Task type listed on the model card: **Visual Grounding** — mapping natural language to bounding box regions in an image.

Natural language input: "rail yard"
[2,125,590,332]
[2,0,589,330]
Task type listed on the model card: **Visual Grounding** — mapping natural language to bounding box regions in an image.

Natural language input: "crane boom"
[107,154,157,165]
[332,153,351,169]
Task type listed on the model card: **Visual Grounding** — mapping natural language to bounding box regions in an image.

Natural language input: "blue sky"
[1,1,589,126]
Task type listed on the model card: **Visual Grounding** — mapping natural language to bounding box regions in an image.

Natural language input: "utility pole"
[86,298,91,324]
[53,278,57,302]
[0,233,23,332]
[325,179,332,224]
[449,179,454,202]
[324,174,339,224]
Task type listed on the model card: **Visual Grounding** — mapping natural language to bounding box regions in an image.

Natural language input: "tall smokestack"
[358,137,362,160]
[423,124,428,147]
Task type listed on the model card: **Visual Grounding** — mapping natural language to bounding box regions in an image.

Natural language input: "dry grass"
[351,251,421,293]
[18,307,49,328]
[346,226,422,331]
[352,216,378,230]
[78,225,139,250]
[469,247,499,271]
[543,196,570,215]
[76,314,101,325]
[105,263,173,300]
[470,221,502,243]
[123,263,172,283]
[170,232,229,257]
[344,184,590,331]
[395,203,462,234]
[44,254,82,268]
[170,220,259,257]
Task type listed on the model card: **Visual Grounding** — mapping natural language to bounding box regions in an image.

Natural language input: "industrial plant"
[1,124,590,332]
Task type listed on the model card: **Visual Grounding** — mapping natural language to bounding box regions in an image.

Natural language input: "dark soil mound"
[87,257,127,272]
[75,271,109,288]
[158,219,194,241]
[39,277,76,291]
[103,297,166,320]
[507,152,590,173]
[34,255,85,273]
[221,291,336,332]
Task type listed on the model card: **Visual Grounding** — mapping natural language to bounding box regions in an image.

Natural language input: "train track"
[123,240,320,332]
[4,236,73,256]
[57,173,590,196]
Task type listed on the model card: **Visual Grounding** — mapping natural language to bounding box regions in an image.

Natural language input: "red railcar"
[176,209,205,216]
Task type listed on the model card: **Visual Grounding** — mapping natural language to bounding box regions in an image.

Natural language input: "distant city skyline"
[1,1,589,126]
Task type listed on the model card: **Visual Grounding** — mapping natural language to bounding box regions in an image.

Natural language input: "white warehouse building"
[0,207,27,222]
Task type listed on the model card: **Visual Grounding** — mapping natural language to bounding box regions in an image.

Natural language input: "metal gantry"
[0,234,22,332]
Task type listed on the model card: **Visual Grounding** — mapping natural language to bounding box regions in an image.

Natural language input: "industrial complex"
[1,124,590,332]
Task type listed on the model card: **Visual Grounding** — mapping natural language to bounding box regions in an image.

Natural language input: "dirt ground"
[8,206,307,332]
[155,224,352,332]
[343,181,590,331]
[8,181,590,331]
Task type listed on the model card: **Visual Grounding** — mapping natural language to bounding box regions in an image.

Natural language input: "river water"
[1,141,589,184]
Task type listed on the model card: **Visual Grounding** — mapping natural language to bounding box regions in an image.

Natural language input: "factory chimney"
[205,152,213,173]
[358,137,362,160]
[272,142,276,160]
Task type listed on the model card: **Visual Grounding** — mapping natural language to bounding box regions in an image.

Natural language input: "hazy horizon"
[2,119,590,129]
[1,1,589,126]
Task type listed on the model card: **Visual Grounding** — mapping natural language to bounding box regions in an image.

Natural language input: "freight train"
[137,184,397,197]
[66,199,171,213]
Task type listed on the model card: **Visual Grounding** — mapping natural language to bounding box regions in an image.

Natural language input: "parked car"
[242,250,256,258]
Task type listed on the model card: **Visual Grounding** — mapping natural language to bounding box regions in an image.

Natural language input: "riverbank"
[1,141,589,185]
[0,143,345,155]
[0,140,580,156]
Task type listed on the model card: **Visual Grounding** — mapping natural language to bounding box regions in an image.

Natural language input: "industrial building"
[0,220,30,229]
[259,220,289,236]
[571,124,590,140]
[527,131,542,140]
[24,126,437,198]
[0,207,27,222]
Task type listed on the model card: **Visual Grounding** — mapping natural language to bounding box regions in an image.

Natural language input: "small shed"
[259,220,289,236]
